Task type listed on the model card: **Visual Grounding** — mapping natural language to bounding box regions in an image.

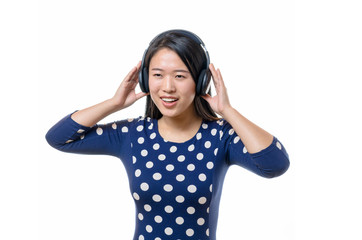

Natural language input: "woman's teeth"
[162,98,178,102]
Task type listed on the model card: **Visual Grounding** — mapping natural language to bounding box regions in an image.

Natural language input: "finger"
[209,63,219,86]
[136,60,142,70]
[124,66,138,82]
[216,68,225,87]
[135,91,149,100]
[201,93,213,103]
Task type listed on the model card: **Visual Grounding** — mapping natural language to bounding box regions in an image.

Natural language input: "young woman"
[46,29,290,240]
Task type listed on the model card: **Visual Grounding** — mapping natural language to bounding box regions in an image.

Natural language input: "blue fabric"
[46,113,290,240]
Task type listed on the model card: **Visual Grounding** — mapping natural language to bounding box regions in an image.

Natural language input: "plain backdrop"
[0,0,361,240]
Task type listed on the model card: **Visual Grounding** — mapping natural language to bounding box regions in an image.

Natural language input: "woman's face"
[149,48,196,119]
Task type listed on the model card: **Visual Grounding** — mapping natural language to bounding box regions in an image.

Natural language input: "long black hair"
[144,30,219,121]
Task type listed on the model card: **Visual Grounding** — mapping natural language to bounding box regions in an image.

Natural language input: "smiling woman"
[45,29,290,240]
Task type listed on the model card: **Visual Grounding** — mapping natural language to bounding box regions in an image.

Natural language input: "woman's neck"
[158,111,202,143]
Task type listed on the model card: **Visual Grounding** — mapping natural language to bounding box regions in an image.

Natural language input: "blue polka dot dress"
[46,113,290,240]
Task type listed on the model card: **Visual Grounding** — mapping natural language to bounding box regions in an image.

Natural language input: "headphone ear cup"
[139,67,149,93]
[197,69,206,95]
[197,69,212,95]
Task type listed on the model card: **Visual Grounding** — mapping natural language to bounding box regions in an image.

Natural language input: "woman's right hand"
[111,61,148,111]
[71,62,148,127]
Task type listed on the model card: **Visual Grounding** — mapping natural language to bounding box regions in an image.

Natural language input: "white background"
[0,0,361,239]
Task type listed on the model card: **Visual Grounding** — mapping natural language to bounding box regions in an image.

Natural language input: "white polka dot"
[214,148,218,156]
[175,195,185,203]
[154,215,163,223]
[158,154,166,161]
[141,150,148,157]
[188,144,195,151]
[153,143,160,150]
[210,184,213,192]
[122,126,128,132]
[111,123,117,130]
[276,141,282,150]
[153,172,162,180]
[138,213,143,220]
[198,173,207,181]
[140,182,149,191]
[196,132,202,140]
[206,228,210,236]
[148,123,153,129]
[207,207,210,213]
[202,123,208,129]
[80,135,85,140]
[197,218,205,225]
[146,161,153,168]
[77,129,85,133]
[186,228,194,236]
[165,205,173,213]
[196,153,204,160]
[96,127,103,135]
[234,136,240,144]
[170,146,177,153]
[152,194,162,202]
[229,128,234,135]
[211,128,217,136]
[138,235,144,240]
[154,237,161,240]
[144,204,152,212]
[207,161,214,169]
[175,216,184,225]
[187,206,195,214]
[177,155,185,162]
[166,164,174,171]
[176,174,185,182]
[133,192,140,200]
[187,164,195,171]
[187,185,197,193]
[132,156,137,164]
[243,146,248,153]
[138,137,144,144]
[204,141,211,148]
[164,184,173,192]
[164,227,173,235]
[137,125,144,132]
[135,169,141,177]
[198,197,207,204]
[219,130,224,140]
[65,139,73,143]
[150,132,156,139]
[146,225,153,233]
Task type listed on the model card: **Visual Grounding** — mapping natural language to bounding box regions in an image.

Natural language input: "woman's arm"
[202,64,273,154]
[71,61,148,127]
[203,64,289,178]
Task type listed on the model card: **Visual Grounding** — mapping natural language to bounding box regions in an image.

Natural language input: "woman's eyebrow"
[151,68,190,73]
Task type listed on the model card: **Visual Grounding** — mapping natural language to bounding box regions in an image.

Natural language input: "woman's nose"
[162,76,175,92]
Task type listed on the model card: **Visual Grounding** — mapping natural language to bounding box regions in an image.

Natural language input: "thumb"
[136,92,149,100]
[201,94,212,103]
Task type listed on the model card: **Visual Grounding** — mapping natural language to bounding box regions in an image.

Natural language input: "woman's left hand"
[202,63,232,117]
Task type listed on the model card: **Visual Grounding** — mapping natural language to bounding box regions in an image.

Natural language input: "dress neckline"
[153,118,204,144]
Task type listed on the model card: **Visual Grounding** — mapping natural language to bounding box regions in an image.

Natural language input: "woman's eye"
[153,74,162,77]
[175,75,185,79]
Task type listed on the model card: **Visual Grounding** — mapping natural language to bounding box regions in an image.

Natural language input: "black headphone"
[138,29,211,96]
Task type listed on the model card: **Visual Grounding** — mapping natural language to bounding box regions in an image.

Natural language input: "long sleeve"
[222,120,290,178]
[45,112,134,158]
